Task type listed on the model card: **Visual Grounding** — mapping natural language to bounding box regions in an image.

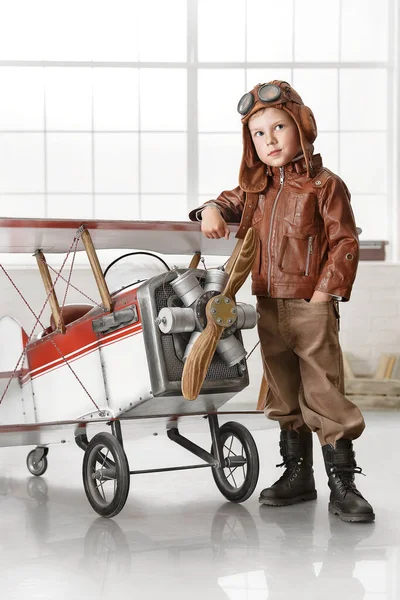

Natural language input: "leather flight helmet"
[237,80,318,192]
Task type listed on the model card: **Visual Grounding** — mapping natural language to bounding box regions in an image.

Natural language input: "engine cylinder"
[216,336,246,367]
[156,307,196,334]
[171,271,203,307]
[203,269,229,293]
[236,304,258,330]
[182,331,202,362]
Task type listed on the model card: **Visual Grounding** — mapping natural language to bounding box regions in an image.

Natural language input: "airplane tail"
[0,316,28,399]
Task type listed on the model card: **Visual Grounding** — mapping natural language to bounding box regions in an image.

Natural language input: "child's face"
[248,107,302,168]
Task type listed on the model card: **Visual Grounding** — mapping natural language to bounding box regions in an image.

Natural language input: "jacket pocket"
[278,234,314,276]
[284,193,317,227]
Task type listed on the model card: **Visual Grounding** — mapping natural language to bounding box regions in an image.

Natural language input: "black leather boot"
[259,430,317,506]
[322,439,375,523]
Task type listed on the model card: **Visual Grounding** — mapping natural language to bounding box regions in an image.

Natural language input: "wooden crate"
[344,353,400,410]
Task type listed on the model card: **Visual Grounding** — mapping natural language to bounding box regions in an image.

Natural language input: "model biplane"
[0,218,262,517]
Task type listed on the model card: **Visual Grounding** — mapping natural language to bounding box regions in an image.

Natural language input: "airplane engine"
[136,268,257,399]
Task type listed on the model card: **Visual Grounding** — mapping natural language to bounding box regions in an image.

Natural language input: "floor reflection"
[0,474,262,599]
[315,517,378,598]
[257,501,384,600]
[0,411,399,599]
[210,503,259,559]
[81,501,260,599]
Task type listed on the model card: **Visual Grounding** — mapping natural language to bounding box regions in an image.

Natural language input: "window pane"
[199,134,242,196]
[45,68,92,131]
[47,133,92,193]
[351,195,388,240]
[94,134,139,193]
[246,69,293,91]
[340,69,387,131]
[339,133,386,195]
[42,0,93,60]
[95,195,140,220]
[198,70,245,132]
[0,195,45,218]
[0,0,45,59]
[198,195,214,206]
[341,0,389,62]
[314,132,338,173]
[92,0,139,61]
[247,0,293,62]
[140,195,187,220]
[93,69,139,131]
[139,0,186,61]
[0,134,45,193]
[295,0,339,61]
[0,0,140,61]
[198,0,245,62]
[293,69,338,131]
[141,133,186,193]
[140,69,187,131]
[0,68,44,130]
[47,195,93,218]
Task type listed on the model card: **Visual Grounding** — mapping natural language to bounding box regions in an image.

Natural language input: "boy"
[189,80,374,523]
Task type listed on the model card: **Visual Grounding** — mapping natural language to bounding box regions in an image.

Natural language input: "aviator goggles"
[237,83,284,116]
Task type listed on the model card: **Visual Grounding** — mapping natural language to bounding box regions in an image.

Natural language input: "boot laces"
[331,465,365,496]
[276,456,304,481]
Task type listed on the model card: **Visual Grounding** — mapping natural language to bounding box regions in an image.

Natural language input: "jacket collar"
[266,153,323,178]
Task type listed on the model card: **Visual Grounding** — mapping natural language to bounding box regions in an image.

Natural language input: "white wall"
[339,263,400,375]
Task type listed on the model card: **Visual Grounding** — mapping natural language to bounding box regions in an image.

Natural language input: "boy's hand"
[201,206,230,240]
[310,290,331,303]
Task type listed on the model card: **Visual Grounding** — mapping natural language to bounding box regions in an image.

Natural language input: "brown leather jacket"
[189,154,359,301]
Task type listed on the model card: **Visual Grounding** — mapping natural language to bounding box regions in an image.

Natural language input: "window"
[0,0,397,258]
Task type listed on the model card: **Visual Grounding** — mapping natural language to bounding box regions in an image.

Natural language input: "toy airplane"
[0,218,261,517]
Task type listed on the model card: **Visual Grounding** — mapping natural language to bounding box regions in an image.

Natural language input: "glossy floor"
[0,411,398,600]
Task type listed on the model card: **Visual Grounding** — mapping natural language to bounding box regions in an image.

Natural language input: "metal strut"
[166,414,224,468]
[110,420,123,447]
[167,426,219,467]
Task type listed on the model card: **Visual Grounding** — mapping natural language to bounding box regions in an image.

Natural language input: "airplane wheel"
[26,449,48,477]
[83,432,130,518]
[211,422,259,503]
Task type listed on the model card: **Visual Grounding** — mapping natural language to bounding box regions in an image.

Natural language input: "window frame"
[0,0,397,259]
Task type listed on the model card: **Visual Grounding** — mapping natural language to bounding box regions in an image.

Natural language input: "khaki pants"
[257,297,365,446]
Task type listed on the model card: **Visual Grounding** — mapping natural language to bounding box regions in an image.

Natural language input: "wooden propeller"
[181,227,257,401]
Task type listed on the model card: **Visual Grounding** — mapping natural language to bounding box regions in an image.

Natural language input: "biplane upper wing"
[0,218,239,256]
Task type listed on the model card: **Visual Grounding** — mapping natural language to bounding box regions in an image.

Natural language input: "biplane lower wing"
[0,218,239,255]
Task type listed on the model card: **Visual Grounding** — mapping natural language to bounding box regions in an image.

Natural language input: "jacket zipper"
[305,235,313,276]
[267,167,285,295]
